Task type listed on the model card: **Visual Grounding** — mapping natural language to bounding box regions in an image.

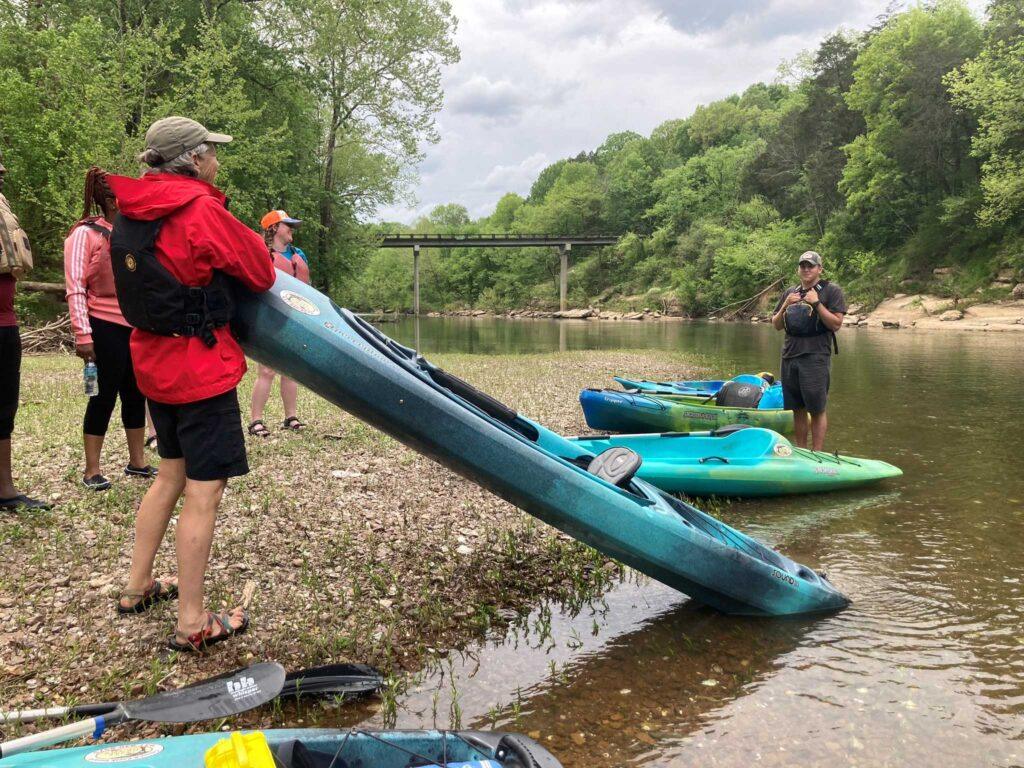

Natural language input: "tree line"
[0,0,457,320]
[3,1,1022,318]
[364,0,1024,315]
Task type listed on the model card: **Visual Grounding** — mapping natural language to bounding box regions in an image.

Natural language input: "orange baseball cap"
[260,210,302,229]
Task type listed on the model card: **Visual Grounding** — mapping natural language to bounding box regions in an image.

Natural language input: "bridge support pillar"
[559,243,571,311]
[413,244,421,316]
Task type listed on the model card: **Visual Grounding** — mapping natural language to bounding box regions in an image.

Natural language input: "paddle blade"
[282,663,384,699]
[123,663,286,723]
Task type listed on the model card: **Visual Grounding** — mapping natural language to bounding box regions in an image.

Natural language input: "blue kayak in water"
[0,729,562,768]
[614,375,784,409]
[226,274,847,616]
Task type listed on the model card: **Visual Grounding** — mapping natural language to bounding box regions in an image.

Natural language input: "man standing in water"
[771,251,846,451]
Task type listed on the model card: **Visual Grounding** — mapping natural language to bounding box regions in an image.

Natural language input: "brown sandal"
[117,579,179,615]
[167,610,249,652]
[248,420,271,437]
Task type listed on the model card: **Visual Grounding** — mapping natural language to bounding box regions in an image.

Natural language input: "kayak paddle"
[0,662,286,758]
[0,663,382,725]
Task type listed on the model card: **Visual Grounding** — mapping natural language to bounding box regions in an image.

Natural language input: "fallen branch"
[17,281,65,297]
[709,278,783,320]
[19,314,73,355]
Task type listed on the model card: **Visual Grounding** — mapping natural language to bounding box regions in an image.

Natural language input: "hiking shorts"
[781,353,831,415]
[148,388,249,481]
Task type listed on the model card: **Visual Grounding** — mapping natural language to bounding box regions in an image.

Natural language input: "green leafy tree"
[947,0,1024,227]
[840,1,983,252]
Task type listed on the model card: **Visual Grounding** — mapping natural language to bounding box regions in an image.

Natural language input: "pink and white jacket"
[63,217,128,344]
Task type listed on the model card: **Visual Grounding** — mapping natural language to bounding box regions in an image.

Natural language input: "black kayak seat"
[588,447,642,489]
[710,424,752,437]
[715,380,763,408]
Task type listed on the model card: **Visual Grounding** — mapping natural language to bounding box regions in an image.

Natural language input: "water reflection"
[358,319,1024,766]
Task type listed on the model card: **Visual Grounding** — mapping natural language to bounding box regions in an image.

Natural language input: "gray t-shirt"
[774,281,847,358]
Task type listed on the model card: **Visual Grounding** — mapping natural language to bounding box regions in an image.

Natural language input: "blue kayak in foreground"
[228,274,848,616]
[0,729,561,768]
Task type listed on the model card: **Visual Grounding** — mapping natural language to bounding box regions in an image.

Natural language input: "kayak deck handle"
[698,456,729,464]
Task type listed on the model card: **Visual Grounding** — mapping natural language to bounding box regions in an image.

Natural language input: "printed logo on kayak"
[280,289,320,316]
[227,675,260,700]
[773,443,793,457]
[85,744,163,763]
[814,466,839,476]
[683,411,717,422]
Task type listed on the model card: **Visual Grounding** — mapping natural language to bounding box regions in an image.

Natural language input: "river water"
[344,318,1024,767]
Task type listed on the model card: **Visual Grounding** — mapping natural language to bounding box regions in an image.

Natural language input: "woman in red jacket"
[107,117,275,652]
[64,168,154,490]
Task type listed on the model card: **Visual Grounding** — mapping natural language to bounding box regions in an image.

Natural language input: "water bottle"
[83,361,99,397]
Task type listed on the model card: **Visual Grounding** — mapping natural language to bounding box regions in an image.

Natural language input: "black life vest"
[783,280,839,354]
[109,214,235,348]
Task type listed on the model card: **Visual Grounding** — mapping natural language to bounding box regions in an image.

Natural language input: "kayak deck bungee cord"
[228,273,849,616]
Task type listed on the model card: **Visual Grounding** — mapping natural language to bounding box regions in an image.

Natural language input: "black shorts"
[781,353,831,415]
[0,325,20,440]
[148,388,249,481]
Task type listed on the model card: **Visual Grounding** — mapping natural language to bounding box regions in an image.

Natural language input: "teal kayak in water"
[0,729,561,767]
[569,426,902,497]
[225,273,846,616]
[581,388,795,434]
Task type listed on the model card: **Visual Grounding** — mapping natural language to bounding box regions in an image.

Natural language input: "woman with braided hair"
[64,167,156,490]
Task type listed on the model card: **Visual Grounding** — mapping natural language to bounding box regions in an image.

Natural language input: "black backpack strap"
[80,221,111,238]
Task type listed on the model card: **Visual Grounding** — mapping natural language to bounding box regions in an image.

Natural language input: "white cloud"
[480,152,550,191]
[375,0,990,226]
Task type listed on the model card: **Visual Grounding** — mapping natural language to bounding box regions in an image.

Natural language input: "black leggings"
[0,325,19,440]
[83,316,146,436]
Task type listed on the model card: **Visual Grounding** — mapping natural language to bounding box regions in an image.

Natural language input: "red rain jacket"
[106,173,275,405]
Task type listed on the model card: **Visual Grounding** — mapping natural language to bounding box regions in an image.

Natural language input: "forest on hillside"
[2,1,1022,317]
[359,0,1024,315]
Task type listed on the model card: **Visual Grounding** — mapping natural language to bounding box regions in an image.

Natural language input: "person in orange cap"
[248,210,309,436]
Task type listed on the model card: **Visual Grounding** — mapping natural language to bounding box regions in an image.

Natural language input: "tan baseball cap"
[144,116,232,162]
[798,251,823,266]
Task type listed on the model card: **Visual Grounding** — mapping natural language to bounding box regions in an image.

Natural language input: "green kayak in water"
[569,426,902,497]
[580,388,795,434]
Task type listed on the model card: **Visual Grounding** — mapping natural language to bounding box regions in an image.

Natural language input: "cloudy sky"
[377,0,988,225]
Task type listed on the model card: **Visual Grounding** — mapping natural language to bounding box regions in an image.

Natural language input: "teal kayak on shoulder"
[0,729,562,767]
[569,426,902,497]
[581,388,795,434]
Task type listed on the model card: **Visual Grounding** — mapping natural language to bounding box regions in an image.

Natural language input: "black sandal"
[0,494,53,511]
[167,610,249,652]
[145,434,158,450]
[282,416,306,431]
[247,420,271,437]
[117,579,179,615]
[125,464,158,479]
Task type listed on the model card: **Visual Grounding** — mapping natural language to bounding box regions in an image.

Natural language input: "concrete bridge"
[379,234,619,313]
